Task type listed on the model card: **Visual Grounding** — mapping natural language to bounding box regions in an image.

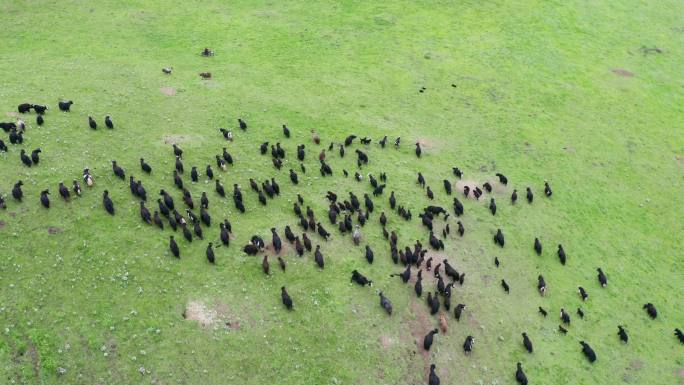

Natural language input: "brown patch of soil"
[676,367,684,377]
[6,112,18,118]
[563,145,576,153]
[0,220,5,229]
[408,297,436,377]
[214,300,243,329]
[184,300,217,327]
[379,335,392,348]
[160,87,176,96]
[628,359,643,370]
[264,242,292,255]
[467,312,480,329]
[26,340,40,379]
[184,300,242,329]
[481,274,492,287]
[47,226,62,234]
[612,68,634,77]
[676,155,684,164]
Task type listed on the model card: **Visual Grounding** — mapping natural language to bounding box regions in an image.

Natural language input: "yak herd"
[1,99,682,385]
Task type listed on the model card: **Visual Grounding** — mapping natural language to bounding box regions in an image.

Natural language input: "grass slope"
[0,0,683,384]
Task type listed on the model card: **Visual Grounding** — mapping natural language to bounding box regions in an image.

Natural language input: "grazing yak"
[58,182,70,201]
[597,268,607,287]
[169,236,180,258]
[675,328,684,344]
[102,190,114,214]
[578,286,588,301]
[496,173,508,185]
[516,363,528,385]
[58,101,73,111]
[501,279,510,293]
[580,341,596,363]
[39,189,50,208]
[390,265,410,283]
[379,291,392,315]
[463,336,475,355]
[140,158,152,173]
[19,149,32,166]
[281,287,293,310]
[558,244,566,265]
[423,329,438,350]
[537,275,547,296]
[560,308,571,324]
[454,303,466,321]
[351,270,372,286]
[33,104,47,114]
[534,237,542,255]
[617,325,628,343]
[206,243,215,264]
[522,332,533,353]
[17,103,32,113]
[494,229,505,247]
[314,245,324,267]
[429,364,440,385]
[643,303,657,319]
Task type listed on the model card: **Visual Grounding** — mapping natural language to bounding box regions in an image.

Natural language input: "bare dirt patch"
[0,220,5,229]
[26,340,40,380]
[264,242,292,256]
[183,300,242,329]
[183,300,217,327]
[5,112,18,118]
[628,359,643,371]
[612,68,634,77]
[379,335,392,348]
[481,274,492,287]
[408,297,436,377]
[160,87,176,96]
[47,226,62,234]
[467,312,481,329]
[677,367,684,378]
[676,155,684,164]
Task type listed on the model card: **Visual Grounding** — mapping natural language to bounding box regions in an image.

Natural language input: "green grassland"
[1,0,683,384]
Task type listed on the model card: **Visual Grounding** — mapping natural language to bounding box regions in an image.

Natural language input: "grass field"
[1,1,683,384]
